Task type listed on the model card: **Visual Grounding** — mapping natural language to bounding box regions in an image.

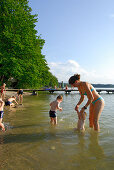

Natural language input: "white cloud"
[48,60,114,84]
[109,14,114,18]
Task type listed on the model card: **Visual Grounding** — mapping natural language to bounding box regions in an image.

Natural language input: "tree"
[0,0,58,88]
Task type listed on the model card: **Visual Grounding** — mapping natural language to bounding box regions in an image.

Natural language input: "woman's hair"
[68,74,80,84]
[57,95,63,100]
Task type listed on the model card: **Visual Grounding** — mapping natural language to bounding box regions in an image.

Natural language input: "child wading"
[49,95,63,125]
[76,110,87,131]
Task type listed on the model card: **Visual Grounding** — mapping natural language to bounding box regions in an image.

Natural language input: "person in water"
[69,74,104,131]
[76,109,87,131]
[0,98,5,131]
[17,89,23,104]
[49,95,63,125]
[1,83,6,100]
[5,96,18,107]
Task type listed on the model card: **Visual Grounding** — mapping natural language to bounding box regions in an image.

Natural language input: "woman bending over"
[69,74,104,131]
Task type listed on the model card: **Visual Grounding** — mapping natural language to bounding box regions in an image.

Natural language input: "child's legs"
[50,117,54,124]
[89,104,94,128]
[54,117,57,125]
[80,119,85,130]
[77,119,81,129]
[77,119,85,130]
[50,117,57,125]
[93,100,104,131]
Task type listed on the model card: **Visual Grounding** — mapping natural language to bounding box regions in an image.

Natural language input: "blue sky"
[28,0,114,84]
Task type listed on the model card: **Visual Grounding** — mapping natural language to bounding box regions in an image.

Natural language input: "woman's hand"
[75,105,79,111]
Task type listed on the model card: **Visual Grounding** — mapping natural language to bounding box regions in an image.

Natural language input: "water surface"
[0,91,114,170]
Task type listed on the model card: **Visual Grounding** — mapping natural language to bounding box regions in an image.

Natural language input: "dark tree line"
[0,0,58,88]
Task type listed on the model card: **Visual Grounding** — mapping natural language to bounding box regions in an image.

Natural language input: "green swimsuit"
[81,88,103,105]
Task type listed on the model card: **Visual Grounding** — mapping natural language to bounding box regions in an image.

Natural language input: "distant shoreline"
[92,84,114,88]
[63,83,114,88]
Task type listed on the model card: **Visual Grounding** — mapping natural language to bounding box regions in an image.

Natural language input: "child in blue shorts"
[0,98,5,131]
[49,95,63,125]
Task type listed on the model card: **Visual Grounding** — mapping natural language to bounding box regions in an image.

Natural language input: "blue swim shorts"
[5,101,12,106]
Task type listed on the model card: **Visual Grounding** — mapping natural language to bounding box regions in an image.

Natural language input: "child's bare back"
[76,110,86,131]
[49,95,63,125]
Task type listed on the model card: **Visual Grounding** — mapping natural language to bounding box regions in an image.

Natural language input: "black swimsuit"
[18,90,23,95]
[0,111,4,118]
[49,110,56,118]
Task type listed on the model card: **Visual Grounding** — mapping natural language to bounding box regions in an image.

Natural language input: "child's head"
[56,95,63,102]
[12,96,16,99]
[3,83,6,87]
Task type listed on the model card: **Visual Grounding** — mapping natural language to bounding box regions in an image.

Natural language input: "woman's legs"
[18,94,23,104]
[89,99,104,131]
[0,119,5,131]
[93,99,104,131]
[89,104,94,128]
[20,95,23,104]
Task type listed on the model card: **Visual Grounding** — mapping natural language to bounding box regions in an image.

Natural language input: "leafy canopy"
[0,0,58,88]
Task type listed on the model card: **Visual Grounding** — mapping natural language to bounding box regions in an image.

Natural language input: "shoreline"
[4,91,32,99]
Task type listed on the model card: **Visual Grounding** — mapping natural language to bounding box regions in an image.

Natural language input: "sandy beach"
[5,90,32,99]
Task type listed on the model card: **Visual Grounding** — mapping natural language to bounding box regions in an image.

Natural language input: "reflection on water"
[0,93,114,170]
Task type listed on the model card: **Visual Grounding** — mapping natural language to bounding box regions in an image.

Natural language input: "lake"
[0,91,114,170]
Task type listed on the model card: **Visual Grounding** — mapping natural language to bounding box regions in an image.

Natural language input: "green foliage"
[0,0,58,88]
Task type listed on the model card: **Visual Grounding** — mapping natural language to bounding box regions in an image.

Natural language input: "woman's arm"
[75,95,85,111]
[14,99,18,104]
[75,86,85,111]
[81,82,94,111]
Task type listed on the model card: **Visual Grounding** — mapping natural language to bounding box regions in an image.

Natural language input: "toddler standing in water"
[76,109,87,131]
[0,98,5,131]
[49,95,63,125]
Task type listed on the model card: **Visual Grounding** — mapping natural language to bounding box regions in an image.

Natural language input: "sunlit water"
[0,91,114,170]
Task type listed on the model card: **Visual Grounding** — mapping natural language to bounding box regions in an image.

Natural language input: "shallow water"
[0,91,114,170]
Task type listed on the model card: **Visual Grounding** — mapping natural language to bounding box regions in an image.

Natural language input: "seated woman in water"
[69,74,104,131]
[5,96,18,107]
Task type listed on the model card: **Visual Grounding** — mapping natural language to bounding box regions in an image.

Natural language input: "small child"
[0,98,5,131]
[5,96,18,107]
[76,110,87,131]
[49,95,63,125]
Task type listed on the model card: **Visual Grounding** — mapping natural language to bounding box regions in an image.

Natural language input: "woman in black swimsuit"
[17,89,23,104]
